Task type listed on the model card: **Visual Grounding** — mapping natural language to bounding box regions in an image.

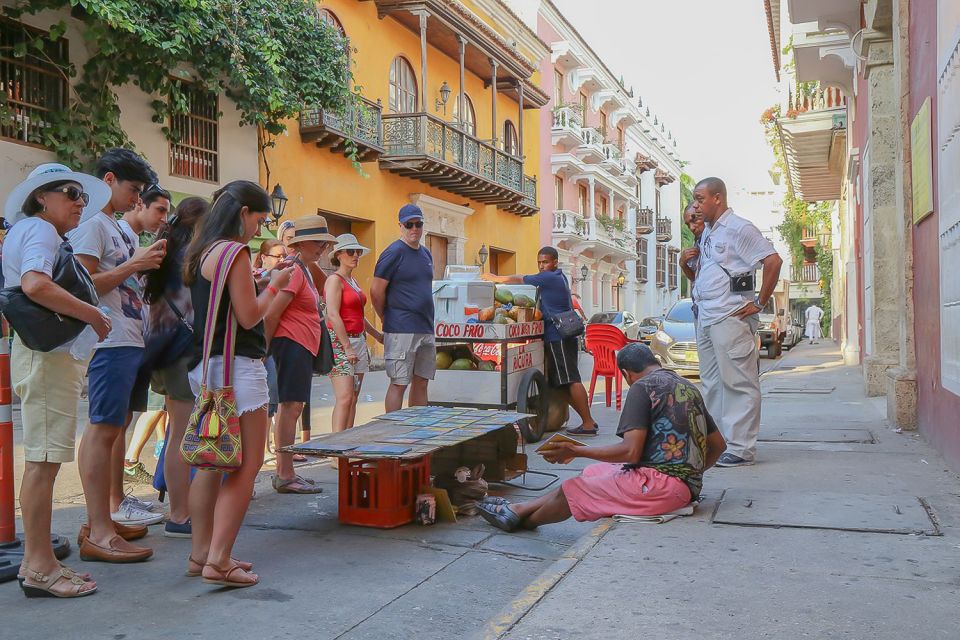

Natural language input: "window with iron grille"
[636,237,648,282]
[668,248,679,289]
[0,19,69,148]
[656,243,666,288]
[169,85,219,182]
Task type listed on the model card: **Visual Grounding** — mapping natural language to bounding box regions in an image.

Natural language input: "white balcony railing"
[553,209,585,237]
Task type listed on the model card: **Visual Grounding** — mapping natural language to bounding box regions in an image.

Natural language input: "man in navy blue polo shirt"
[371,204,437,412]
[483,246,599,436]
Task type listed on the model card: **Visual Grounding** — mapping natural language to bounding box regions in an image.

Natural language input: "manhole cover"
[758,429,875,443]
[712,489,940,535]
[766,386,835,394]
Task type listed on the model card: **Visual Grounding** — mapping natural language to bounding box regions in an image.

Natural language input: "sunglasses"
[266,252,285,259]
[45,185,90,206]
[403,220,424,229]
[341,248,362,257]
[144,183,172,200]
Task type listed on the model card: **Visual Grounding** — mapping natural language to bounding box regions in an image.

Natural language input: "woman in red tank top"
[324,234,383,432]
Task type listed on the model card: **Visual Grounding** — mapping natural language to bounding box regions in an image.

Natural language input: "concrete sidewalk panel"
[713,489,940,535]
[758,429,876,443]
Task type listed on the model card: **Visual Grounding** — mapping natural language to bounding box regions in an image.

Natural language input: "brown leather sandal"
[186,556,253,577]
[19,566,97,598]
[202,563,259,588]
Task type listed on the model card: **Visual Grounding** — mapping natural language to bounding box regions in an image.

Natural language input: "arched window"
[389,56,418,114]
[453,93,476,135]
[317,9,346,36]
[503,120,519,156]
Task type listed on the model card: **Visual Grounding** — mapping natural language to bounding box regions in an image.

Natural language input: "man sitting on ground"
[477,343,726,531]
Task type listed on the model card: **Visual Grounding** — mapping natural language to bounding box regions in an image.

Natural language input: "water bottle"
[70,306,110,361]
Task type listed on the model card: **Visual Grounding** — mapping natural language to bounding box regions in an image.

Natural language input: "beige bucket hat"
[286,215,337,245]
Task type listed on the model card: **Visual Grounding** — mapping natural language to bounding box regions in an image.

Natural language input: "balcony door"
[389,56,418,114]
[503,120,518,156]
[453,93,476,135]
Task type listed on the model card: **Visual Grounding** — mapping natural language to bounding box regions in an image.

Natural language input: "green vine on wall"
[1,0,354,169]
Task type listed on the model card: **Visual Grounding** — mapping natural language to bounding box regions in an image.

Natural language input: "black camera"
[729,273,755,293]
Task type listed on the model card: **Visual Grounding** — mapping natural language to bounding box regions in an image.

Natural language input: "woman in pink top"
[325,234,383,432]
[265,216,335,493]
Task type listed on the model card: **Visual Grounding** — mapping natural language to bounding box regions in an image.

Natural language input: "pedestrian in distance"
[805,303,824,344]
[325,233,383,432]
[265,215,336,494]
[68,148,166,563]
[679,202,704,288]
[254,238,285,279]
[482,246,600,436]
[691,177,783,468]
[371,204,437,412]
[3,163,112,597]
[182,180,294,587]
[476,343,726,532]
[139,196,209,537]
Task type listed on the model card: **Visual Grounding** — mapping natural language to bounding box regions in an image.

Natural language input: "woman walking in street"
[182,180,293,587]
[324,234,382,432]
[265,216,335,493]
[141,196,208,538]
[3,164,112,597]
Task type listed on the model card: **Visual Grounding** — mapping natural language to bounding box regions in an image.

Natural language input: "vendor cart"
[431,319,553,443]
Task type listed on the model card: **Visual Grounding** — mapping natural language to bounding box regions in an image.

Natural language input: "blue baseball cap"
[398,204,424,224]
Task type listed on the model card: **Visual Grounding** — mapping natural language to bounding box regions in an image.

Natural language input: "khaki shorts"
[12,336,86,463]
[384,333,436,386]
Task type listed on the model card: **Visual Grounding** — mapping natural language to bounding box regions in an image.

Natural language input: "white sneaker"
[111,502,164,526]
[121,494,157,512]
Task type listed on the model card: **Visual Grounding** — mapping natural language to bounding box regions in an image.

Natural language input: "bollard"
[0,318,70,583]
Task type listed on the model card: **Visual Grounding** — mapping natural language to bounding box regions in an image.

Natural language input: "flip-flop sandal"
[272,476,323,494]
[295,474,317,486]
[477,502,521,532]
[565,424,599,437]
[186,556,253,577]
[292,454,308,462]
[481,496,510,506]
[202,563,259,588]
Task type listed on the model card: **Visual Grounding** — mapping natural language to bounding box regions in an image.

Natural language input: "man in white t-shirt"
[67,148,166,563]
[804,304,824,344]
[692,177,783,468]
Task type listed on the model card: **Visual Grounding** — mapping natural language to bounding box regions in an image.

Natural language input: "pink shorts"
[562,463,692,522]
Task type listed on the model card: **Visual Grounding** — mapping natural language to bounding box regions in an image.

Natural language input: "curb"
[471,519,614,640]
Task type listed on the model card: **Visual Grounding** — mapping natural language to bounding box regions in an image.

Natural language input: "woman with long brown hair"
[182,180,293,587]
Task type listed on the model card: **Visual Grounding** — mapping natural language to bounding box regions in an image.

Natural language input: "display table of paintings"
[281,406,531,528]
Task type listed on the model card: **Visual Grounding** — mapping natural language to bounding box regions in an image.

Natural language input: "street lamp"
[269,184,288,226]
[477,244,489,272]
[615,272,626,310]
[575,264,589,282]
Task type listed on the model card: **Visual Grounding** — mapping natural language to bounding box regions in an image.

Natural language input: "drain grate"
[758,429,875,444]
[712,489,941,535]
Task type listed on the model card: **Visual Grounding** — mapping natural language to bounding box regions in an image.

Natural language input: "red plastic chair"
[584,324,631,410]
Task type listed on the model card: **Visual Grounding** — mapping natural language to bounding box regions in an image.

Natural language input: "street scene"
[0,0,958,638]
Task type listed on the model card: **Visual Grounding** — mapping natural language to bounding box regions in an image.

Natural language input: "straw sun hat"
[328,233,369,260]
[285,215,337,245]
[4,163,111,225]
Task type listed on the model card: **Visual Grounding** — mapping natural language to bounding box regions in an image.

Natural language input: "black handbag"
[540,271,585,339]
[294,261,335,375]
[0,241,99,352]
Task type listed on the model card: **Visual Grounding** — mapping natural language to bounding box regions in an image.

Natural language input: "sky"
[551,0,782,197]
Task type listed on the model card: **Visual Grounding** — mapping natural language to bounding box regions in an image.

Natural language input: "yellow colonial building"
[262,0,549,321]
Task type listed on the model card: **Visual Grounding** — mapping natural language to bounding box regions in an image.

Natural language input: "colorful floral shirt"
[616,368,719,500]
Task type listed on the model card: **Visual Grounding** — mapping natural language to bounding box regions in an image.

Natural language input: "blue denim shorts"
[87,346,144,426]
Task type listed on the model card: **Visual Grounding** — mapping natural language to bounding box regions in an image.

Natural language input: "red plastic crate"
[337,456,431,528]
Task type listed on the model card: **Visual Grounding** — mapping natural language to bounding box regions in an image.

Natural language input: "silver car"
[587,311,643,340]
[650,299,699,375]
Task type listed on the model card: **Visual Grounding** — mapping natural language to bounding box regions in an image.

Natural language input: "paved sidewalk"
[480,342,960,639]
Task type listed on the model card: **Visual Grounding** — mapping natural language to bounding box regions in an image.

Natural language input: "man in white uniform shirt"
[692,178,783,467]
[804,303,824,344]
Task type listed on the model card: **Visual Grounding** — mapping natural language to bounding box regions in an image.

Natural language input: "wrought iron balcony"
[379,112,536,214]
[300,95,384,162]
[656,216,672,242]
[791,263,821,283]
[636,207,654,234]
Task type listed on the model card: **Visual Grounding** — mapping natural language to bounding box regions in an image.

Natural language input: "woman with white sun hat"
[2,163,112,598]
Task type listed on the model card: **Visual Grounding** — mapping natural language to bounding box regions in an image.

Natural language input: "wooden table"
[280,407,531,528]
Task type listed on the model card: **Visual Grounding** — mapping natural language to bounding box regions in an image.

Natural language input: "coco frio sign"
[435,321,544,340]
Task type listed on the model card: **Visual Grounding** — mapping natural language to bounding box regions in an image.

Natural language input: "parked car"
[650,299,699,376]
[757,299,786,358]
[782,320,803,350]
[638,316,662,344]
[587,311,643,341]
